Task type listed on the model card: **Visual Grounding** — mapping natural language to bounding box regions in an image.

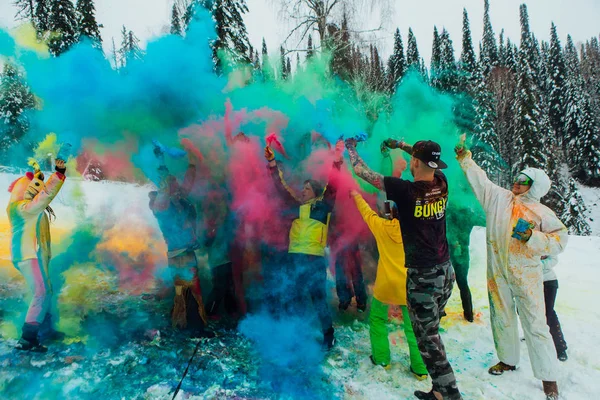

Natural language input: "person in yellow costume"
[350,189,428,379]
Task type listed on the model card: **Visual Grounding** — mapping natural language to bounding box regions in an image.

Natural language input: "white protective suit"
[459,152,568,381]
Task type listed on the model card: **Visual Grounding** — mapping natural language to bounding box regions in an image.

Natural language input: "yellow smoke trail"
[11,23,49,56]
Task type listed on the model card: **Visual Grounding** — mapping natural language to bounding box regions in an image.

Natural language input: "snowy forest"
[1,0,599,236]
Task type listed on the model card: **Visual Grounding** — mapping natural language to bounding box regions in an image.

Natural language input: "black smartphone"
[384,201,392,216]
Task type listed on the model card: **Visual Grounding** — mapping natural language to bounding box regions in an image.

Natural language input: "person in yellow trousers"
[350,189,428,379]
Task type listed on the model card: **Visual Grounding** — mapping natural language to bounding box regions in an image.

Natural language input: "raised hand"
[55,159,66,174]
[455,133,468,159]
[264,146,275,162]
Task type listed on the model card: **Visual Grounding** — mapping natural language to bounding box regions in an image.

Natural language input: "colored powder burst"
[57,262,115,338]
[0,7,498,398]
[239,313,340,400]
[11,23,49,56]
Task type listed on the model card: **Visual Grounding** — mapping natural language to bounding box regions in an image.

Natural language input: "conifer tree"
[35,0,51,34]
[261,38,273,80]
[430,26,441,75]
[331,13,352,80]
[406,28,420,70]
[513,4,548,173]
[76,0,102,48]
[48,0,79,56]
[481,0,498,75]
[254,49,261,72]
[561,178,592,235]
[307,34,314,60]
[286,57,292,78]
[562,33,600,185]
[437,28,458,93]
[498,29,506,66]
[118,26,143,68]
[170,3,182,35]
[387,28,406,92]
[547,23,567,146]
[460,9,477,77]
[210,0,251,68]
[0,62,35,159]
[280,46,288,80]
[184,0,251,69]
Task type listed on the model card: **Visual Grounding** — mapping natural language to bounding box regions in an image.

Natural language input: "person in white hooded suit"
[455,145,567,400]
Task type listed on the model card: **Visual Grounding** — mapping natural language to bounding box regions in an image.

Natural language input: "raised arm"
[322,140,345,208]
[351,191,383,233]
[345,139,384,191]
[456,149,510,213]
[181,161,197,196]
[19,161,66,216]
[265,146,301,207]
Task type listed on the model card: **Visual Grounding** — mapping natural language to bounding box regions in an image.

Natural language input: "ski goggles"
[513,173,533,186]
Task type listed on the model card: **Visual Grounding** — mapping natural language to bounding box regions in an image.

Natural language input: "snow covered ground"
[0,174,599,399]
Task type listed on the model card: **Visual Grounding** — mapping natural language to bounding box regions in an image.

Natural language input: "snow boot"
[369,355,391,370]
[38,313,66,342]
[460,289,474,322]
[357,303,367,313]
[323,327,335,351]
[410,366,428,381]
[16,323,47,353]
[543,381,559,400]
[557,349,568,362]
[488,361,516,375]
[338,300,350,311]
[414,390,438,400]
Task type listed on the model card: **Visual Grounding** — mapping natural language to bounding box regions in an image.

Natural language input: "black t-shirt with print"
[384,171,450,268]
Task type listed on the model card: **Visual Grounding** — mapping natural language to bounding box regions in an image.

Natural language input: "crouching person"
[7,159,67,352]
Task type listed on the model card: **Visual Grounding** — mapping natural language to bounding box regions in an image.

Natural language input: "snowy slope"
[0,175,600,399]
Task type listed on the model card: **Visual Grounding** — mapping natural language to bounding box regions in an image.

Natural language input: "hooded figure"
[457,149,567,400]
[7,159,66,352]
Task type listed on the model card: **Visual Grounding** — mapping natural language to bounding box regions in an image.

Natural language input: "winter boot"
[543,381,559,400]
[460,290,474,322]
[338,300,350,311]
[488,361,516,375]
[557,349,568,362]
[369,355,391,370]
[16,323,47,353]
[410,366,428,381]
[38,313,66,342]
[357,302,367,313]
[414,390,439,400]
[323,327,335,351]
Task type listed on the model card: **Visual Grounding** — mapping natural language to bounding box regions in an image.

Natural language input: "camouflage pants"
[407,261,462,400]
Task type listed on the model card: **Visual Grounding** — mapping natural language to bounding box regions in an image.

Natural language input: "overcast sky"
[1,0,599,64]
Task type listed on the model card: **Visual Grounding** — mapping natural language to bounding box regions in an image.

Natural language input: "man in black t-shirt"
[345,138,461,400]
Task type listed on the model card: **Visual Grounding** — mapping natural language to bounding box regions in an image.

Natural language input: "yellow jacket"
[353,193,407,305]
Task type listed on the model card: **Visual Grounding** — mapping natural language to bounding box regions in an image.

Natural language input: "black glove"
[55,160,66,174]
